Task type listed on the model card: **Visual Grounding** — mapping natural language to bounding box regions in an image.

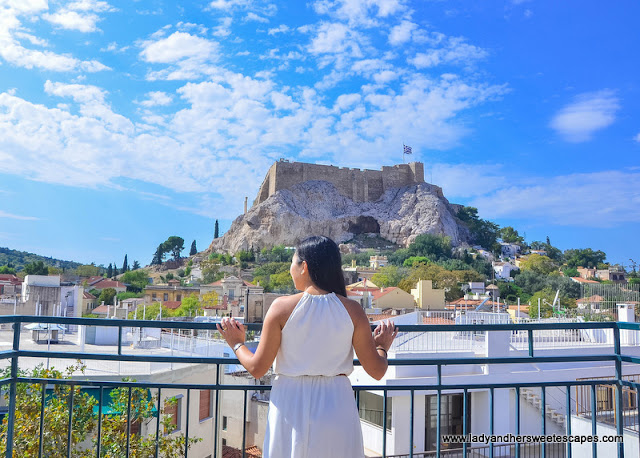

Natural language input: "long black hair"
[294,236,347,297]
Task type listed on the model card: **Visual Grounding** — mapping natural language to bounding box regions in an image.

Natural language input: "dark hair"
[295,236,347,297]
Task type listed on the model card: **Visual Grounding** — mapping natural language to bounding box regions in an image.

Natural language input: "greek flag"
[403,144,412,155]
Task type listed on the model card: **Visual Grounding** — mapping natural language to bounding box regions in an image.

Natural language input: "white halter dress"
[263,292,364,458]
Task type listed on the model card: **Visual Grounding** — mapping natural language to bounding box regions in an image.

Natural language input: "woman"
[217,236,397,457]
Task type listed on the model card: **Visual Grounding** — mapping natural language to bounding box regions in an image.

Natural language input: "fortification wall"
[253,160,425,206]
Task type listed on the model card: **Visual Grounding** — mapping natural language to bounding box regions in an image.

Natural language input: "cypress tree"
[190,240,197,256]
[107,263,113,278]
[214,219,219,239]
[122,254,128,272]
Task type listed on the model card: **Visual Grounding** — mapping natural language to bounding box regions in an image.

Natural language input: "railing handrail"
[2,314,637,331]
[2,315,638,458]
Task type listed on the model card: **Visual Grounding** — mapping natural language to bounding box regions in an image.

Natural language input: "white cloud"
[268,24,290,35]
[246,12,268,23]
[212,17,233,37]
[634,133,640,143]
[410,37,488,68]
[0,210,39,221]
[388,20,417,45]
[470,170,640,227]
[43,0,116,33]
[312,0,407,26]
[430,163,507,198]
[44,80,106,104]
[308,22,365,69]
[44,10,101,32]
[139,31,220,80]
[138,91,173,107]
[550,90,619,143]
[0,3,110,72]
[140,32,217,64]
[101,42,129,53]
[208,0,248,10]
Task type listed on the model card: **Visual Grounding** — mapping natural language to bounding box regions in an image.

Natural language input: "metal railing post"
[5,318,21,458]
[613,325,624,458]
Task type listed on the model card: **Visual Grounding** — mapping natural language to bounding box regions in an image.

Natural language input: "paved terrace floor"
[0,328,200,377]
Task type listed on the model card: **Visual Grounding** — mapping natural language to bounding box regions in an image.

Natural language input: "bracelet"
[233,342,246,353]
[376,346,388,357]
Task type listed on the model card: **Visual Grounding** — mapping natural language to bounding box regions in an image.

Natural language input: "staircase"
[520,388,566,428]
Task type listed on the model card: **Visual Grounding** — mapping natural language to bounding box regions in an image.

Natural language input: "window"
[222,439,227,446]
[163,293,169,301]
[176,294,182,301]
[199,390,213,421]
[228,290,234,299]
[222,416,228,430]
[164,396,182,433]
[358,392,392,431]
[426,393,468,451]
[152,293,156,300]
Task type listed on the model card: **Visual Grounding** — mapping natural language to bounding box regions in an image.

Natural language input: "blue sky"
[0,0,638,269]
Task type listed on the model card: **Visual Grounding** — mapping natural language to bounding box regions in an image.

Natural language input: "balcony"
[1,315,640,457]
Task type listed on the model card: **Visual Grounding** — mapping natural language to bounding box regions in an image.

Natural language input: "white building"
[352,305,640,457]
[492,261,518,280]
[500,242,521,259]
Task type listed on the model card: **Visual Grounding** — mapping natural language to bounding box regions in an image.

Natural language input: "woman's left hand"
[217,317,246,347]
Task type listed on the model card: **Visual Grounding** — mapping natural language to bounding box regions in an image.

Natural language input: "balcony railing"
[1,315,640,458]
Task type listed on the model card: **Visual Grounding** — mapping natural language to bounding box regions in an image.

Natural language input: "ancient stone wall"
[253,160,425,206]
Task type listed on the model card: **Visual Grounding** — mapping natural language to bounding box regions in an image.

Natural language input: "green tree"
[113,264,119,276]
[402,256,430,268]
[499,226,524,244]
[23,260,49,275]
[519,254,558,275]
[116,291,143,301]
[371,265,407,287]
[200,291,219,309]
[132,260,141,270]
[513,270,548,297]
[562,268,579,278]
[129,302,167,320]
[151,244,165,265]
[189,240,197,256]
[98,288,117,306]
[200,259,222,284]
[163,237,185,262]
[407,234,452,261]
[0,363,96,457]
[528,289,556,319]
[0,265,16,274]
[176,294,201,317]
[0,364,200,457]
[122,254,129,273]
[76,264,101,277]
[497,282,524,303]
[214,219,219,239]
[235,250,255,263]
[456,207,500,251]
[120,270,150,293]
[387,248,411,266]
[397,264,481,301]
[270,270,294,293]
[564,248,607,269]
[107,263,113,278]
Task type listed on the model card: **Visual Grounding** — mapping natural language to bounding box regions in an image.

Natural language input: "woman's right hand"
[373,320,398,351]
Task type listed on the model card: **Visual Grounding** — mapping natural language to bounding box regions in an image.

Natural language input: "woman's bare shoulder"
[267,292,304,322]
[334,294,368,325]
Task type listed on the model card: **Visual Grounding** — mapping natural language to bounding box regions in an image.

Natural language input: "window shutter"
[199,389,211,420]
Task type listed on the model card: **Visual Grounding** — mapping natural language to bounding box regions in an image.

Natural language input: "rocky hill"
[207,180,470,254]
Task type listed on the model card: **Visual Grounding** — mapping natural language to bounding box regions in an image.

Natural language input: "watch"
[233,342,246,353]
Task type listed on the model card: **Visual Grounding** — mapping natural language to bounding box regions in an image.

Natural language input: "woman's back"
[274,292,354,377]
